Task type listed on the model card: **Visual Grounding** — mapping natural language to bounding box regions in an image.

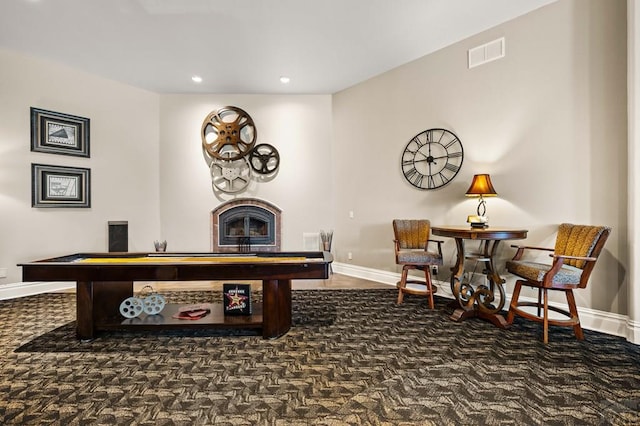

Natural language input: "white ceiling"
[0,0,557,94]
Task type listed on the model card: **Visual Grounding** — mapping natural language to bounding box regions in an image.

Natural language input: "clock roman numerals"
[403,148,419,158]
[444,138,460,149]
[443,162,460,173]
[403,166,424,187]
[410,136,425,147]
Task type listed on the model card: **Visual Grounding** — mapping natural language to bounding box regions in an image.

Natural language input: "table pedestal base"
[431,226,528,330]
[449,307,509,329]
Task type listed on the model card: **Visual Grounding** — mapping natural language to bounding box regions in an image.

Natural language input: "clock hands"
[426,142,433,176]
[413,154,450,164]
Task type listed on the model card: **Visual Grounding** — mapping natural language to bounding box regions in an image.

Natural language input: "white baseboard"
[0,281,74,300]
[333,262,635,343]
[332,262,399,286]
[626,319,640,344]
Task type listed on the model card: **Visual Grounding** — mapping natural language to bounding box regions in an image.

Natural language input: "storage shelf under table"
[99,303,264,331]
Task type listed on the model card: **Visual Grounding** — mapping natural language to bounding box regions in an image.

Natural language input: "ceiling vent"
[468,37,505,69]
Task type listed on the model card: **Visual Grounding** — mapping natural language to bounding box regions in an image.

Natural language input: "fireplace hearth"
[211,198,281,252]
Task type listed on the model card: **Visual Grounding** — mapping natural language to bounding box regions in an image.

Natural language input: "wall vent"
[468,37,505,69]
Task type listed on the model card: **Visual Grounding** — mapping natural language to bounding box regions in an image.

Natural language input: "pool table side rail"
[19,251,332,282]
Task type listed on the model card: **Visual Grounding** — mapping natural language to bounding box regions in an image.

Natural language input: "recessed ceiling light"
[192,75,203,83]
[279,76,290,84]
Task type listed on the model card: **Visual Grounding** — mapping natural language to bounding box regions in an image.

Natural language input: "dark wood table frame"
[20,251,332,340]
[431,226,528,328]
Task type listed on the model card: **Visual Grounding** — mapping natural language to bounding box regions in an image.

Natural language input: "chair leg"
[424,268,434,309]
[507,281,523,324]
[537,288,542,317]
[543,288,549,344]
[565,290,584,340]
[397,267,409,304]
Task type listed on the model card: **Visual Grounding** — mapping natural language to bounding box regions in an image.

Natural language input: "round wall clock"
[401,128,464,190]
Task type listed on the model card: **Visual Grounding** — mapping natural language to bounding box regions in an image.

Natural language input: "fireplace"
[211,198,282,252]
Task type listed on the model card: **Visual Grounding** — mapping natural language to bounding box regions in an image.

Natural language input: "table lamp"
[465,174,497,228]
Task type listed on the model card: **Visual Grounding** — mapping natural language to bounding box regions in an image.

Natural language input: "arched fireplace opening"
[211,198,282,252]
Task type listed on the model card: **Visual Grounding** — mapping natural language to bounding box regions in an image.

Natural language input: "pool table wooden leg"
[76,281,134,341]
[262,279,292,339]
[76,281,94,340]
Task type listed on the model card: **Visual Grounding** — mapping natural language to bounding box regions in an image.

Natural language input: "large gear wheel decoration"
[202,106,257,161]
[201,106,281,194]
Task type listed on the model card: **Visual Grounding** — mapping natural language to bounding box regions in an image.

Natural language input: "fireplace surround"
[211,198,282,252]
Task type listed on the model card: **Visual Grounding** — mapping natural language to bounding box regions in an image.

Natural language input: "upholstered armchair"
[393,219,444,309]
[506,223,611,343]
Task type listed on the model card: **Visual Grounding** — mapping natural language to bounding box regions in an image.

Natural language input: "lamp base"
[470,222,489,229]
[467,215,488,228]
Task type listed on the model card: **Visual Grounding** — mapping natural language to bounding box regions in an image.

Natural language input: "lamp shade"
[465,174,498,197]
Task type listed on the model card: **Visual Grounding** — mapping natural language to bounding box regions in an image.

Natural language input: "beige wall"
[0,0,629,320]
[332,0,627,314]
[158,95,334,251]
[0,49,161,283]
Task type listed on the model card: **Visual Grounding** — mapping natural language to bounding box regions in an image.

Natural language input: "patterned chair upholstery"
[506,223,611,343]
[393,219,444,309]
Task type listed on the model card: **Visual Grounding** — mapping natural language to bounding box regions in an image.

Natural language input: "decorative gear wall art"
[201,106,281,194]
[249,143,280,175]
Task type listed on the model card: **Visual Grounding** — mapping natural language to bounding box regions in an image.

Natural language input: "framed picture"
[30,107,90,157]
[31,164,91,208]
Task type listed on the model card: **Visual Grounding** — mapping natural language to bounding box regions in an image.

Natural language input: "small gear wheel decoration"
[119,297,143,319]
[249,143,280,175]
[119,286,166,318]
[210,153,252,194]
[141,285,166,315]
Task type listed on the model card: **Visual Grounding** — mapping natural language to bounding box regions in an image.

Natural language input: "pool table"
[19,251,332,340]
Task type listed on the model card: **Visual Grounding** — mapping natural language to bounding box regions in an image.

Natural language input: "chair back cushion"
[554,224,608,269]
[393,219,431,250]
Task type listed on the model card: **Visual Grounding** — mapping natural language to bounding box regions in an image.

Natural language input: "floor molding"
[0,281,74,301]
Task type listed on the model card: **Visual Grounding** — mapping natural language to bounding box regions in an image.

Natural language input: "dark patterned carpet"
[1,289,639,425]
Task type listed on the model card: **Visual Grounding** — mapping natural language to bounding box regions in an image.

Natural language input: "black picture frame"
[30,107,90,157]
[31,164,91,208]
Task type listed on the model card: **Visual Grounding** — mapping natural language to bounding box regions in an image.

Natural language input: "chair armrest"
[427,239,444,257]
[549,253,597,262]
[510,244,554,252]
[538,253,598,288]
[510,245,553,261]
